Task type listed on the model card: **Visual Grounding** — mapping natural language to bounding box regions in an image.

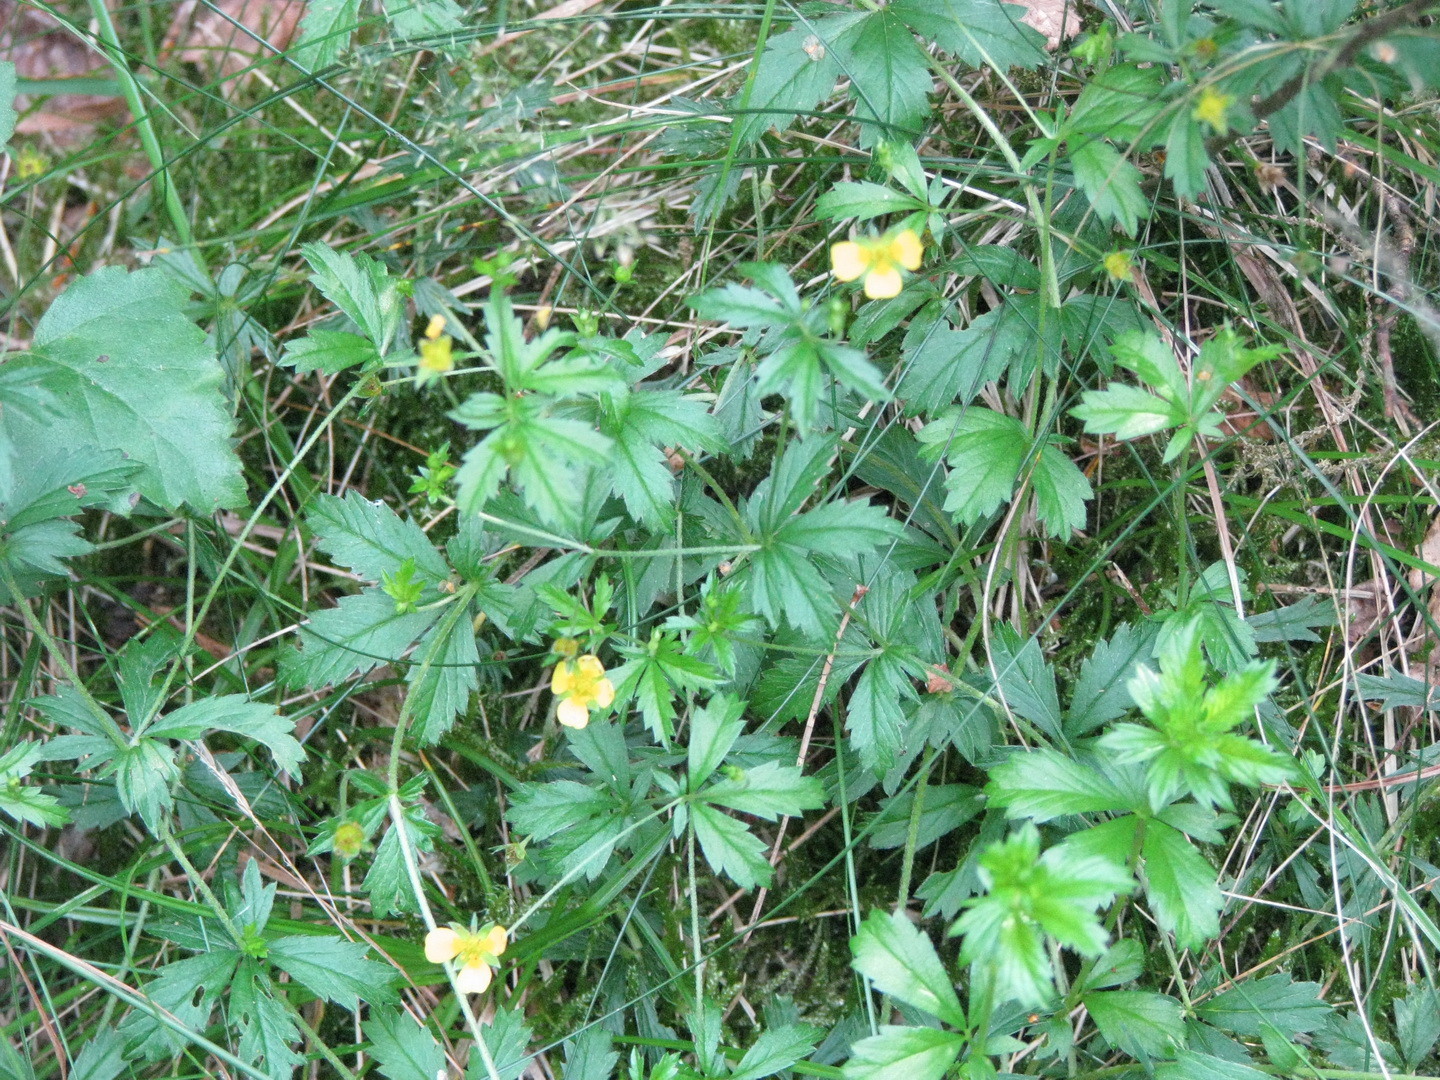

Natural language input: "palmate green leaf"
[692,265,887,436]
[110,739,180,831]
[120,949,239,1059]
[231,964,305,1080]
[0,446,137,597]
[1393,986,1440,1069]
[955,824,1133,1006]
[742,444,902,636]
[729,1024,824,1080]
[692,802,772,888]
[293,0,360,68]
[382,0,462,39]
[1084,990,1186,1058]
[1192,328,1285,414]
[279,329,378,375]
[68,1029,126,1080]
[452,400,612,525]
[597,388,721,528]
[146,696,305,778]
[987,748,1132,821]
[851,910,966,1026]
[1067,622,1158,736]
[869,785,982,850]
[1163,112,1210,198]
[918,407,1027,526]
[1196,974,1331,1038]
[703,760,825,820]
[0,743,69,827]
[466,1008,534,1080]
[892,0,1047,71]
[4,266,244,512]
[914,407,1019,521]
[281,589,439,688]
[688,694,746,787]
[897,309,1028,414]
[1142,820,1223,948]
[405,614,480,745]
[733,23,842,144]
[611,631,722,742]
[1072,383,1185,440]
[268,936,398,1010]
[816,182,926,222]
[830,9,932,147]
[843,1027,966,1080]
[1070,139,1150,236]
[989,628,1063,738]
[1156,1050,1272,1080]
[308,492,450,585]
[847,651,913,773]
[1068,64,1167,141]
[300,243,403,352]
[1102,622,1287,808]
[508,781,633,880]
[363,1010,445,1080]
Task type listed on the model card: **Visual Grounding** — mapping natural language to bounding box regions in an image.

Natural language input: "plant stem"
[894,746,936,912]
[86,0,194,249]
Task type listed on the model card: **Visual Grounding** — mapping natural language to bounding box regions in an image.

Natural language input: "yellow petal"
[558,698,591,729]
[890,229,923,271]
[425,927,460,964]
[594,678,615,710]
[863,267,903,299]
[830,242,868,282]
[455,961,493,994]
[552,662,573,695]
[576,654,605,680]
[483,924,508,956]
[424,314,446,340]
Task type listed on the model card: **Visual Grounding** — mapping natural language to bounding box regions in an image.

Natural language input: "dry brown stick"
[741,586,869,939]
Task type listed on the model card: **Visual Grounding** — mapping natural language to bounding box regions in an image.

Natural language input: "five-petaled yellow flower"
[1192,87,1233,134]
[425,922,508,994]
[830,228,924,299]
[419,314,454,374]
[551,654,615,729]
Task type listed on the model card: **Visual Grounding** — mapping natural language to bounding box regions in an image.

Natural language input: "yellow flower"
[551,654,615,729]
[425,922,508,994]
[1192,87,1233,134]
[830,228,924,300]
[1103,250,1134,282]
[419,314,453,374]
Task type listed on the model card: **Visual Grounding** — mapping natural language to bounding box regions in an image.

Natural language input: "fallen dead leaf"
[0,2,123,143]
[1019,0,1081,50]
[160,0,302,78]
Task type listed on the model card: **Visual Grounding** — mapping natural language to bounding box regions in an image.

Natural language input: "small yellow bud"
[1103,251,1134,282]
[332,821,366,859]
[1192,87,1233,134]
